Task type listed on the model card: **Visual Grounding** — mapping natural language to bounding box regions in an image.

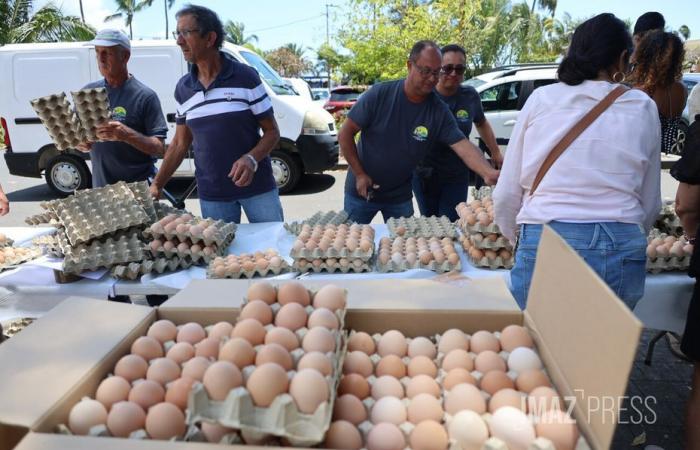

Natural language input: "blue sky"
[40,0,700,55]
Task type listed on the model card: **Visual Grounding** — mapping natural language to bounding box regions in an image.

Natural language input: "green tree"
[284,42,308,59]
[0,1,95,45]
[104,0,152,39]
[223,20,258,45]
[679,25,691,41]
[265,46,312,77]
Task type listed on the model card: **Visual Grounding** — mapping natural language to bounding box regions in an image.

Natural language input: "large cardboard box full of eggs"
[2,227,642,450]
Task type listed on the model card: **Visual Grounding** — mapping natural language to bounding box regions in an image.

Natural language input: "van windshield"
[239,50,295,96]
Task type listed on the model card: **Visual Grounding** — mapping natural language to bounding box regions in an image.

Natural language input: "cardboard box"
[3,226,642,450]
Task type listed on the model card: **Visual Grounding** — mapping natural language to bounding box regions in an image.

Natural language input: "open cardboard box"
[2,226,642,450]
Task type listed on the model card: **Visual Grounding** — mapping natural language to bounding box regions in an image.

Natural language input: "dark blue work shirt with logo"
[344,80,465,203]
[174,53,275,201]
[84,76,167,187]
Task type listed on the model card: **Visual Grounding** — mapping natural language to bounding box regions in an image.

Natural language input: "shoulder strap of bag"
[529,85,629,195]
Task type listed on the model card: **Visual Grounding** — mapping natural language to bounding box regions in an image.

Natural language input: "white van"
[0,40,338,195]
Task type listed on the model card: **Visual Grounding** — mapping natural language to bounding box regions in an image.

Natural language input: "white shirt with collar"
[493,80,662,244]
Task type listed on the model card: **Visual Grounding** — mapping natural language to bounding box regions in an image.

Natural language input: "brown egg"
[200,422,236,443]
[474,350,506,373]
[128,379,165,410]
[131,336,164,361]
[375,354,406,378]
[342,351,374,377]
[296,351,332,376]
[444,383,486,415]
[195,336,221,359]
[367,422,405,450]
[324,420,363,450]
[145,402,186,440]
[536,410,580,450]
[516,369,551,393]
[338,373,371,399]
[231,318,267,345]
[219,337,256,369]
[240,300,274,325]
[371,396,407,425]
[442,349,474,372]
[302,327,336,353]
[96,376,131,410]
[290,368,330,414]
[277,281,311,306]
[470,330,501,353]
[347,331,376,354]
[247,363,289,407]
[410,420,448,450]
[307,307,340,330]
[166,342,195,364]
[408,337,437,359]
[527,386,563,415]
[147,358,181,385]
[312,284,347,311]
[148,320,177,343]
[68,398,108,435]
[106,401,146,438]
[333,394,367,425]
[274,303,308,331]
[408,356,438,378]
[372,375,405,400]
[500,325,534,352]
[181,356,212,381]
[176,322,206,345]
[406,374,441,399]
[246,282,277,304]
[378,330,408,357]
[264,326,300,351]
[408,392,444,424]
[480,370,515,395]
[489,388,526,413]
[438,329,469,354]
[256,343,294,370]
[114,354,148,382]
[164,377,195,411]
[442,368,477,390]
[203,361,243,401]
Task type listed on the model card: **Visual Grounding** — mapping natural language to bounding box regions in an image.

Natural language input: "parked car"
[323,85,366,115]
[1,41,338,195]
[311,88,330,107]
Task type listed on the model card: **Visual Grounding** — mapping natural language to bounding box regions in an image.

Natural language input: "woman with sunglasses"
[412,44,502,221]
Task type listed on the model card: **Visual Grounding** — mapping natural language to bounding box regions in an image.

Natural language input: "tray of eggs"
[386,216,459,239]
[294,257,373,274]
[376,236,461,273]
[186,281,348,446]
[0,232,14,247]
[327,327,584,450]
[148,237,224,264]
[60,281,348,445]
[646,234,693,273]
[290,223,375,260]
[467,232,512,251]
[0,245,43,271]
[207,250,291,279]
[145,213,237,249]
[460,237,514,270]
[456,199,501,235]
[285,210,351,236]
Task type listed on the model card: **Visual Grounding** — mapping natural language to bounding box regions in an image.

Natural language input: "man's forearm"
[475,121,500,157]
[340,135,366,177]
[123,130,165,157]
[153,142,188,187]
[248,129,280,162]
[451,139,494,178]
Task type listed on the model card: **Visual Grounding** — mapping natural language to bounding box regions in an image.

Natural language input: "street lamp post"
[325,3,339,90]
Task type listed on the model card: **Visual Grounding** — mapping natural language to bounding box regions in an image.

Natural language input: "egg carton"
[284,210,351,235]
[71,88,111,142]
[458,220,501,235]
[646,256,691,273]
[148,233,234,264]
[290,242,375,261]
[375,238,461,274]
[468,233,511,250]
[25,211,61,227]
[126,181,158,224]
[111,256,194,280]
[207,253,291,279]
[467,254,514,270]
[0,246,43,271]
[289,224,375,261]
[654,215,684,237]
[145,217,237,248]
[154,202,190,220]
[1,317,35,340]
[61,233,146,274]
[30,93,86,151]
[469,185,494,201]
[293,258,372,274]
[33,234,64,257]
[387,216,458,239]
[376,257,461,274]
[0,234,14,247]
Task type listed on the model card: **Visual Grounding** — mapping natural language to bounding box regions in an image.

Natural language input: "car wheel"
[270,150,302,194]
[670,121,688,156]
[45,154,91,196]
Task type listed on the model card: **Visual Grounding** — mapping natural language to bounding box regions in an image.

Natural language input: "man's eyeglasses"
[172,28,200,39]
[441,64,466,75]
[413,63,441,79]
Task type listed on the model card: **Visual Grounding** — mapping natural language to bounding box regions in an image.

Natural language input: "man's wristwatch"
[244,154,258,172]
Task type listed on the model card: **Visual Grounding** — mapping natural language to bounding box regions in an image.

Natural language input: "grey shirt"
[344,80,465,203]
[84,76,168,187]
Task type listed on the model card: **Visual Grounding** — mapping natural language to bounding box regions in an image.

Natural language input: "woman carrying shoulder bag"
[492,13,662,309]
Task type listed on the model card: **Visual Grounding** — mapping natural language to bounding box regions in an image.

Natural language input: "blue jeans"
[510,222,647,310]
[199,188,284,224]
[412,172,468,221]
[344,193,414,224]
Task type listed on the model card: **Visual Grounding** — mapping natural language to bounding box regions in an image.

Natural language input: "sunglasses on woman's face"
[441,64,466,75]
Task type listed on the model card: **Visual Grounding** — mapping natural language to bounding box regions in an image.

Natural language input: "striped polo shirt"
[175,53,276,201]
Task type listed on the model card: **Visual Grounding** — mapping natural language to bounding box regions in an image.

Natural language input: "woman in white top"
[493,13,661,310]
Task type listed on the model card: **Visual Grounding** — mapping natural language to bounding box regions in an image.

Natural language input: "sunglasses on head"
[441,64,466,75]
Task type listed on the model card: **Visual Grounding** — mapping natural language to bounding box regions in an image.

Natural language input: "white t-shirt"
[493,80,662,243]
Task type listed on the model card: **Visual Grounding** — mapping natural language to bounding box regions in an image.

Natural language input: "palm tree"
[223,20,258,45]
[530,0,557,16]
[284,43,307,59]
[104,0,152,39]
[78,0,85,23]
[679,25,691,41]
[0,0,94,45]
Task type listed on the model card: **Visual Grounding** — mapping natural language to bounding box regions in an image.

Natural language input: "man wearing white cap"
[78,29,168,188]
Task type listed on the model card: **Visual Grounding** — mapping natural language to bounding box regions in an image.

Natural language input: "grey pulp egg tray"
[468,232,512,251]
[386,216,458,239]
[111,256,194,280]
[375,240,462,274]
[60,232,146,275]
[284,210,351,235]
[25,211,61,227]
[470,185,494,200]
[144,219,237,249]
[32,234,64,258]
[289,228,375,261]
[206,253,292,279]
[126,181,158,224]
[293,258,372,273]
[148,233,235,265]
[71,88,111,142]
[0,236,14,248]
[647,256,690,273]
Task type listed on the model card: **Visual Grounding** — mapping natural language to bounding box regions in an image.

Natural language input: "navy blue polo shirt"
[175,53,275,201]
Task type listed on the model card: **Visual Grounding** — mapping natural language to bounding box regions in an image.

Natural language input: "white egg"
[489,406,536,449]
[507,347,543,373]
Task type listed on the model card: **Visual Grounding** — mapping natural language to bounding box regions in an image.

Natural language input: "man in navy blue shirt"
[340,40,499,224]
[150,5,283,224]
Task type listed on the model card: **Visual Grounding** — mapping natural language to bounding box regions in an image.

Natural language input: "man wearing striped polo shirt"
[150,4,283,223]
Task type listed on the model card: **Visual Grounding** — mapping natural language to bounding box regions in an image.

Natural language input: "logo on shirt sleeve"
[111,106,127,121]
[456,109,470,122]
[412,125,429,141]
